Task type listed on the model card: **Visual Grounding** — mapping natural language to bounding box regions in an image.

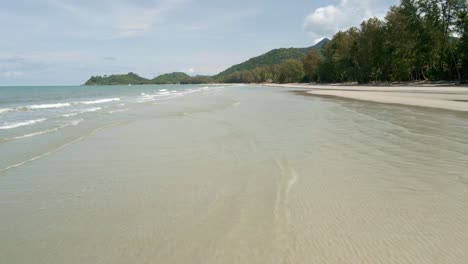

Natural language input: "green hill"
[83,38,330,85]
[215,38,330,79]
[84,72,150,85]
[84,72,190,85]
[152,72,190,84]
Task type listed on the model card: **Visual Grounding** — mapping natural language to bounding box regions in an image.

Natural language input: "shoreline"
[263,83,468,112]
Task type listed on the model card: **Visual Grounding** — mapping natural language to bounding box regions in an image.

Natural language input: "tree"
[303,50,322,82]
[456,5,468,81]
[278,60,305,83]
[356,18,386,82]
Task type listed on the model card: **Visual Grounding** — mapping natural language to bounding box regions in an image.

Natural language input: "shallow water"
[1,85,467,263]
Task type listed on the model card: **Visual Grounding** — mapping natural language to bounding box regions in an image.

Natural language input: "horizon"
[1,0,397,86]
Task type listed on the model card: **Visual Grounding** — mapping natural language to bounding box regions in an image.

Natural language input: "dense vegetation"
[215,38,329,78]
[85,72,190,85]
[85,0,467,85]
[214,0,468,84]
[85,72,150,85]
[151,72,190,84]
[315,0,468,83]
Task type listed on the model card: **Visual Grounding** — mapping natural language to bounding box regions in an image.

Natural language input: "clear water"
[1,84,468,263]
[0,84,218,170]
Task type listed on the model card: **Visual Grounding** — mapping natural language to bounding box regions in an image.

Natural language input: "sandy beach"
[263,83,468,112]
[1,84,468,263]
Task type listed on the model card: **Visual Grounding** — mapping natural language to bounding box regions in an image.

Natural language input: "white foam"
[69,119,83,126]
[0,118,47,130]
[81,107,102,113]
[159,89,168,92]
[80,98,120,105]
[108,108,129,114]
[62,112,78,118]
[8,119,82,140]
[0,108,13,114]
[12,127,60,139]
[22,103,70,110]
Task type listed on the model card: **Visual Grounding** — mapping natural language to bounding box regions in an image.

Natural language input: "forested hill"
[83,39,329,85]
[85,72,149,85]
[152,72,190,84]
[85,0,468,86]
[84,72,190,85]
[215,38,330,78]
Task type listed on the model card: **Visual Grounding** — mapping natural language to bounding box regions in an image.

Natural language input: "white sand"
[264,83,468,112]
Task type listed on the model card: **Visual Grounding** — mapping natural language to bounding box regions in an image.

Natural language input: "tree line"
[86,0,467,86]
[208,0,468,84]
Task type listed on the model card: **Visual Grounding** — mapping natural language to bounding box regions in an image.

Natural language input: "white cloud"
[2,71,24,78]
[46,0,190,38]
[304,0,397,38]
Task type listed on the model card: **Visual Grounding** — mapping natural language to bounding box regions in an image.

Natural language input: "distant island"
[85,0,468,85]
[85,72,191,85]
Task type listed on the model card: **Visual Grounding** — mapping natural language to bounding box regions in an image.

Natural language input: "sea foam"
[0,108,13,114]
[80,98,120,105]
[0,118,47,130]
[20,103,71,110]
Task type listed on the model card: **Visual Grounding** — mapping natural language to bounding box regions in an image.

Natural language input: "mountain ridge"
[83,38,330,85]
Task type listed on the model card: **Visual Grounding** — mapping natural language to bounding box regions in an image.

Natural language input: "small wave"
[62,107,101,118]
[0,118,47,130]
[62,112,78,118]
[69,119,83,126]
[108,109,128,114]
[0,108,13,114]
[20,103,70,110]
[8,119,82,140]
[159,89,168,92]
[12,127,60,139]
[80,98,120,105]
[81,107,102,113]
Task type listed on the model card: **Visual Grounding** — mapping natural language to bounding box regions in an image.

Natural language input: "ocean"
[1,84,468,263]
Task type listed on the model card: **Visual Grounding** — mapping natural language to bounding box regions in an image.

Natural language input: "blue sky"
[1,0,397,85]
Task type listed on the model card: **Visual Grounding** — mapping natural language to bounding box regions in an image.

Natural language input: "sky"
[1,0,397,85]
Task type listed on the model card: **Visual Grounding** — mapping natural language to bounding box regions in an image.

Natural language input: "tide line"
[0,121,128,175]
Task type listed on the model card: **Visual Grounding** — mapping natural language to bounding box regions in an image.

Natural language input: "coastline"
[263,83,468,112]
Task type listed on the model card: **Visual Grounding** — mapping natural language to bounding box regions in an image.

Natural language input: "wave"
[62,112,78,118]
[0,118,47,130]
[0,108,13,114]
[11,98,119,113]
[81,107,102,113]
[80,98,120,105]
[62,107,102,118]
[68,119,83,126]
[108,109,128,114]
[7,119,82,140]
[137,87,206,103]
[12,127,60,139]
[19,103,70,110]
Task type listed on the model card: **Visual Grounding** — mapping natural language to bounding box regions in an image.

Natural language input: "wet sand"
[263,83,468,112]
[1,85,468,263]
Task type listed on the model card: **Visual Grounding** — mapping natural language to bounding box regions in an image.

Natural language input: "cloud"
[103,57,117,61]
[46,0,190,38]
[1,71,24,78]
[304,0,397,37]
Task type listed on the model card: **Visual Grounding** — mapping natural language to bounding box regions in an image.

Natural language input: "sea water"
[1,84,467,263]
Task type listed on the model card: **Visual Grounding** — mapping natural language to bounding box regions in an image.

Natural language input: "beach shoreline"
[262,83,468,112]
